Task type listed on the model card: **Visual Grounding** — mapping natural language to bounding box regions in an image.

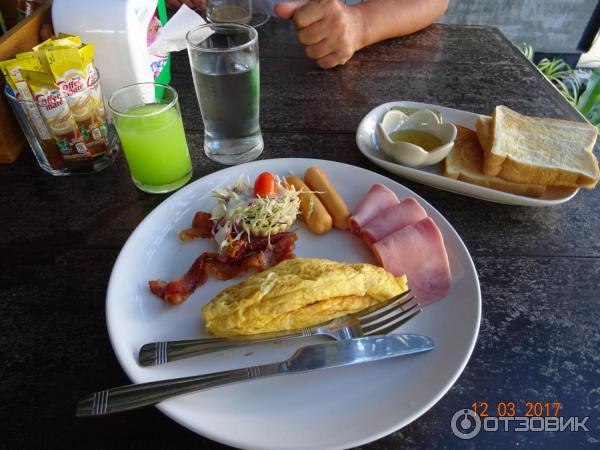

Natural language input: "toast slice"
[476,115,493,152]
[482,105,600,189]
[445,125,546,197]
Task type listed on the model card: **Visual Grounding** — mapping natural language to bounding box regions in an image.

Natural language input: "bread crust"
[475,115,492,151]
[445,125,546,197]
[482,106,600,189]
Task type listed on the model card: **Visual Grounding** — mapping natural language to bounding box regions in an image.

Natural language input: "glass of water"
[206,0,252,24]
[186,23,263,165]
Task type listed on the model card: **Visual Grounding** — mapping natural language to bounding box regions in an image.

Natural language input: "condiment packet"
[0,59,19,95]
[1,57,54,141]
[1,33,107,165]
[21,69,90,159]
[33,35,82,51]
[46,43,107,154]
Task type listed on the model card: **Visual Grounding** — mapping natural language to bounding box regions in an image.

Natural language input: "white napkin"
[148,4,213,54]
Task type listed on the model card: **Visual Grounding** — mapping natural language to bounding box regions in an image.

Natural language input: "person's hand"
[166,0,205,11]
[274,0,365,69]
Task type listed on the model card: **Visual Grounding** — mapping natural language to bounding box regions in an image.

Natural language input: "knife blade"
[76,334,434,417]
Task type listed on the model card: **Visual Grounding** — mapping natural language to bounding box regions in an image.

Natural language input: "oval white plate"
[106,158,481,450]
[357,101,579,207]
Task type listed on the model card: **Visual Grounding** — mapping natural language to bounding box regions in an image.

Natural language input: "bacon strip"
[149,232,297,305]
[178,211,214,241]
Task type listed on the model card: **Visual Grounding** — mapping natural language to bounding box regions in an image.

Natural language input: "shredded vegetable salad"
[211,175,301,251]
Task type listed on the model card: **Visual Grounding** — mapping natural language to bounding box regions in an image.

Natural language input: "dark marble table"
[1,20,599,450]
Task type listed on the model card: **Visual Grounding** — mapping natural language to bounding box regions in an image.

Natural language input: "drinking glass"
[206,0,252,24]
[4,71,118,176]
[108,83,193,193]
[186,23,263,165]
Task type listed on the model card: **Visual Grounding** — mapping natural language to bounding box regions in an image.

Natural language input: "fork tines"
[357,289,412,320]
[359,292,421,336]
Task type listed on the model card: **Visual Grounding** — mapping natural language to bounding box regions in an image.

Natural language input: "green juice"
[115,104,192,191]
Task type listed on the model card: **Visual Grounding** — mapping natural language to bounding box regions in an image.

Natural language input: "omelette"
[202,258,408,337]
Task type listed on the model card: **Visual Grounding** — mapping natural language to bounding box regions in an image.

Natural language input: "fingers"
[316,52,352,69]
[304,36,354,68]
[304,39,332,59]
[284,0,360,69]
[274,1,307,20]
[297,19,329,46]
[292,1,326,29]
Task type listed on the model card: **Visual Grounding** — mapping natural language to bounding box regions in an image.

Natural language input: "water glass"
[206,0,252,24]
[186,23,263,165]
[108,83,193,194]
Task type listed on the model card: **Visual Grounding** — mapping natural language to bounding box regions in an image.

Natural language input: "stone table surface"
[1,19,599,450]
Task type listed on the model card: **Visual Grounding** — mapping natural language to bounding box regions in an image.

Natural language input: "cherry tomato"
[253,172,276,197]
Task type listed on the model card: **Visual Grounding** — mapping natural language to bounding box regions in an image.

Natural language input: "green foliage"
[517,42,580,105]
[577,67,600,127]
[536,58,581,105]
[517,42,534,61]
[516,42,600,127]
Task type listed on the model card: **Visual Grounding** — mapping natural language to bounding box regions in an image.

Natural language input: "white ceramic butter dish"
[376,109,457,167]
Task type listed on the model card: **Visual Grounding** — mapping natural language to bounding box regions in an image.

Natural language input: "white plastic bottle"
[52,0,169,100]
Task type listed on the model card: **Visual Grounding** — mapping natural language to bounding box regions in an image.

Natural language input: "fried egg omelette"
[202,258,408,337]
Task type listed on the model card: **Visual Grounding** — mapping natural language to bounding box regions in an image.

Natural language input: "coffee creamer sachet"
[32,34,81,51]
[46,44,108,156]
[21,69,88,159]
[0,35,109,169]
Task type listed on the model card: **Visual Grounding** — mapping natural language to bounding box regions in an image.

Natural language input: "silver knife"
[76,334,434,417]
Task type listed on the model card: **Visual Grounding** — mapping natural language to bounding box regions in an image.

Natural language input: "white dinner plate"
[106,158,481,450]
[356,101,579,206]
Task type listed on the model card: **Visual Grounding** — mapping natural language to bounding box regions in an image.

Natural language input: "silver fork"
[139,290,420,366]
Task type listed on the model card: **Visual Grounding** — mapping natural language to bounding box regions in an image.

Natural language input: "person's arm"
[356,0,448,47]
[275,0,448,69]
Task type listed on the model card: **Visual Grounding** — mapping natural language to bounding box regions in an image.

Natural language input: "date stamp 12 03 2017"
[450,402,590,440]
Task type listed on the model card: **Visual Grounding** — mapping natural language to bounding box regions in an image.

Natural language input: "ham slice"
[361,197,428,244]
[371,217,451,304]
[348,183,399,235]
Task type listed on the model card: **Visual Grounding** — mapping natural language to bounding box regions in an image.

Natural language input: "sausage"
[287,176,333,235]
[303,167,351,230]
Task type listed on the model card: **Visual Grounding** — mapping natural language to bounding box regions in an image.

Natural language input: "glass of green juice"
[108,83,192,194]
